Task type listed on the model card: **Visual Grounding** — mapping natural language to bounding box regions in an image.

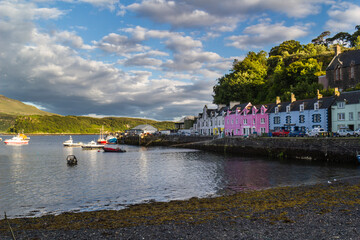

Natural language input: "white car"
[306,128,327,137]
[354,128,360,137]
[336,128,354,137]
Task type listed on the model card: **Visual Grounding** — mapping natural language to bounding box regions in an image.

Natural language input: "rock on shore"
[1,177,360,240]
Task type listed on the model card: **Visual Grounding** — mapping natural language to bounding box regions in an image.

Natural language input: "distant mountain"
[0,95,56,116]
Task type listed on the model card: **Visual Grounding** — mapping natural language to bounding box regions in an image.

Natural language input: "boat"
[103,145,126,152]
[63,136,83,147]
[82,140,104,150]
[97,126,107,144]
[106,135,117,144]
[4,134,29,145]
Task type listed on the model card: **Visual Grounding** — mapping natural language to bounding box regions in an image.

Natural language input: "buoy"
[66,155,77,165]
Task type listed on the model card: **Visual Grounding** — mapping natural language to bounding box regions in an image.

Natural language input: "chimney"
[334,87,340,96]
[291,93,296,103]
[229,101,240,109]
[317,89,323,99]
[334,45,341,56]
[276,96,281,104]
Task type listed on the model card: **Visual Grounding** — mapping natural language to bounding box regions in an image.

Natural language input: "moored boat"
[4,134,29,145]
[82,140,104,150]
[63,136,83,147]
[106,135,117,144]
[103,145,126,152]
[97,126,107,144]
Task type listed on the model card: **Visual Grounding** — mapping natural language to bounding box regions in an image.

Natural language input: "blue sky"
[1,0,360,120]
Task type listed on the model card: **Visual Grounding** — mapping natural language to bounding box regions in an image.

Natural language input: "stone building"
[326,46,360,90]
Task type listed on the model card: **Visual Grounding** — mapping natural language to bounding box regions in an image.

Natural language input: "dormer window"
[351,61,355,79]
[252,109,256,115]
[275,107,279,114]
[261,108,264,114]
[337,101,345,109]
[244,111,246,116]
[286,105,290,113]
[300,104,304,112]
[314,102,319,110]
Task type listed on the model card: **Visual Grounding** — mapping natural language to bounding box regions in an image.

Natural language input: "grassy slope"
[0,95,55,116]
[10,115,174,134]
[0,95,174,134]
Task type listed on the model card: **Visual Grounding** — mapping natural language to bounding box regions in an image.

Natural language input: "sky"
[0,0,360,121]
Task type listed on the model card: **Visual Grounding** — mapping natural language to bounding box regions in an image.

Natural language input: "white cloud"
[325,2,360,32]
[0,1,224,120]
[226,21,309,49]
[126,0,239,31]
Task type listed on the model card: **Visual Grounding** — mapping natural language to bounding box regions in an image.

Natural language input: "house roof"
[267,96,335,113]
[333,90,360,105]
[326,49,360,71]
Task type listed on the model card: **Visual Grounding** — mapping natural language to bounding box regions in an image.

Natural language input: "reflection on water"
[1,135,360,218]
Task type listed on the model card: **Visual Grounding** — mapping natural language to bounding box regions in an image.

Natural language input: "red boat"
[103,145,126,152]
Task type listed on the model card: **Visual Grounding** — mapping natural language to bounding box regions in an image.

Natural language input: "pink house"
[225,103,270,136]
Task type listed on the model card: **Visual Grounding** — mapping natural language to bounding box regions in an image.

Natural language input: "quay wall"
[122,135,360,164]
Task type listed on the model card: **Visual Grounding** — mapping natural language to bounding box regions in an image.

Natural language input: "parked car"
[354,128,360,137]
[336,128,354,137]
[272,129,290,137]
[306,128,327,137]
[289,130,306,137]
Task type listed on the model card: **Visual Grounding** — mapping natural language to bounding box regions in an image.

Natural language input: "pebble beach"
[1,177,360,240]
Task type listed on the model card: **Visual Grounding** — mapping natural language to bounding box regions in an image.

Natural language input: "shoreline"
[1,177,360,239]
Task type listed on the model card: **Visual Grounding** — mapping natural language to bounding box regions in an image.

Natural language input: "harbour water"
[1,135,360,219]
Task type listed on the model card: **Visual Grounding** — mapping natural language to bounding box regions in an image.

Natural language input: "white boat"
[81,140,104,150]
[63,136,83,147]
[4,134,29,145]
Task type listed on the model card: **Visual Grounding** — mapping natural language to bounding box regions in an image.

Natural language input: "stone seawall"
[122,135,360,164]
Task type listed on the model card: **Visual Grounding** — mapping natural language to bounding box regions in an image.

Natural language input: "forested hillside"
[213,26,360,105]
[8,115,174,134]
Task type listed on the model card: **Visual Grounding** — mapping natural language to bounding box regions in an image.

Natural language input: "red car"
[272,129,290,137]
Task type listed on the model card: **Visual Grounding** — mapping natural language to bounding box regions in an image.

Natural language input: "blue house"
[269,94,335,132]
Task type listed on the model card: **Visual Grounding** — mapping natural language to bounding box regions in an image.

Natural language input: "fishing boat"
[82,140,104,150]
[63,136,83,147]
[4,134,29,145]
[97,126,107,144]
[103,145,126,152]
[106,135,117,144]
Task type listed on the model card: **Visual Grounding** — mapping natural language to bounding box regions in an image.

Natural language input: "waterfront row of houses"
[192,89,360,136]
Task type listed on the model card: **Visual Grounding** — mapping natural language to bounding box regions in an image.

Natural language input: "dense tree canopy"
[212,26,360,105]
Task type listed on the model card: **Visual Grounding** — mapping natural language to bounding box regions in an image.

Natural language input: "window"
[300,104,304,112]
[236,119,238,124]
[231,119,233,124]
[244,111,246,116]
[227,119,229,124]
[358,112,360,120]
[261,108,264,114]
[244,119,248,124]
[253,109,256,115]
[261,118,265,124]
[314,102,319,110]
[274,116,280,124]
[260,127,266,133]
[275,107,279,114]
[286,105,290,113]
[299,115,305,123]
[338,113,345,121]
[253,119,256,124]
[286,116,291,124]
[337,102,345,108]
[349,112,354,121]
[312,114,321,123]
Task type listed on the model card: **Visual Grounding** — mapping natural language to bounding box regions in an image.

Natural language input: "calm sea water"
[1,135,360,219]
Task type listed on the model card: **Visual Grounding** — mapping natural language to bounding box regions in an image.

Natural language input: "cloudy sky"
[0,0,359,121]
